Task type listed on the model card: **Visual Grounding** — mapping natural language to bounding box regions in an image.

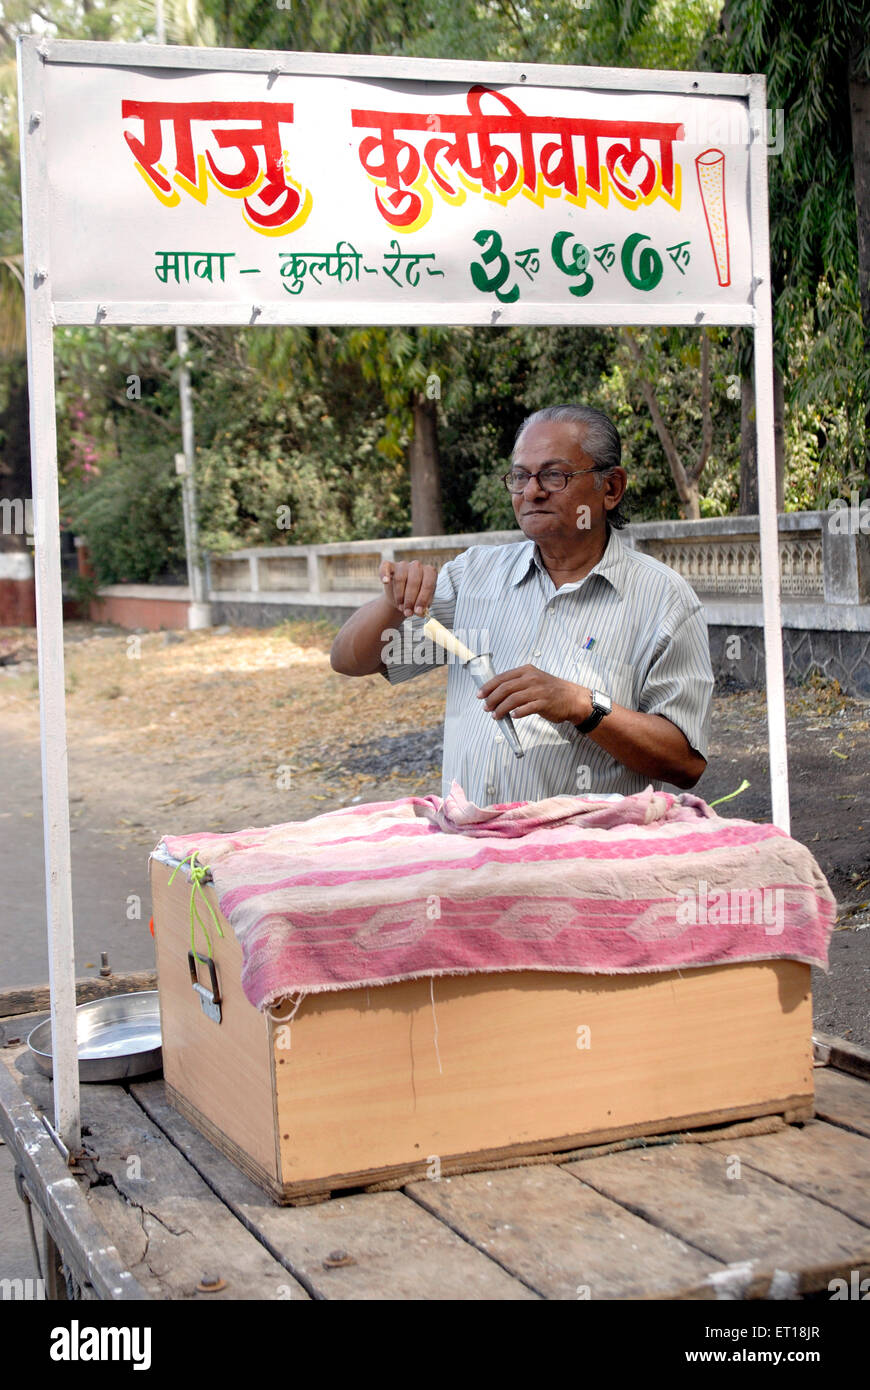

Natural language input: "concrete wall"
[89,586,191,632]
[706,623,870,696]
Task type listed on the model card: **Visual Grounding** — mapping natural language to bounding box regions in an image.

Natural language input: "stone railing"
[628,513,834,599]
[206,531,525,606]
[206,512,868,611]
[636,531,823,597]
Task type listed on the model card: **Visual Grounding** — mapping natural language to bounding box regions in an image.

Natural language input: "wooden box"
[150,858,814,1204]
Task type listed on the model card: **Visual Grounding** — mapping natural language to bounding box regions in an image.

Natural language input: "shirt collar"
[508,526,627,597]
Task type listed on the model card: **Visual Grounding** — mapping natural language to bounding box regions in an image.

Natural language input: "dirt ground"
[1,619,868,1041]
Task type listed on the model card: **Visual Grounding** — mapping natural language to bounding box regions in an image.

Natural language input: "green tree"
[201,0,419,55]
[714,0,870,487]
[200,0,730,530]
[194,326,407,549]
[335,326,479,535]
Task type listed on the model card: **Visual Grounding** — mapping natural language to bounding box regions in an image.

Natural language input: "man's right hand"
[379,560,438,618]
[331,560,439,676]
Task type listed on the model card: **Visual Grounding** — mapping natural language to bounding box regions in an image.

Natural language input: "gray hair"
[513,404,628,529]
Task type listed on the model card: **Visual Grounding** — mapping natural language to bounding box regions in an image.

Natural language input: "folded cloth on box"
[155,782,836,1011]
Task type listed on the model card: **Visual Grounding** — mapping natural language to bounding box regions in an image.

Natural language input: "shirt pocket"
[572,650,637,709]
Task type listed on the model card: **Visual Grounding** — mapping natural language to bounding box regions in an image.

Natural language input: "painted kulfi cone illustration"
[422,615,524,759]
[695,148,731,288]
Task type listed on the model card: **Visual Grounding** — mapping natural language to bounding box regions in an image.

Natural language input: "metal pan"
[27,991,163,1082]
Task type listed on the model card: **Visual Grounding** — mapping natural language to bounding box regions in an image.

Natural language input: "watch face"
[594,691,612,714]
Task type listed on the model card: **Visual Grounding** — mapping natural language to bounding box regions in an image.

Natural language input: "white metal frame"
[16,38,789,1153]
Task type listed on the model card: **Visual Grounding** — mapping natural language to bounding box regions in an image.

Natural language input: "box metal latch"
[188,950,222,1024]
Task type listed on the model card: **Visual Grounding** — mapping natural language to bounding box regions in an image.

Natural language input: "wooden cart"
[150,857,819,1205]
[1,973,869,1302]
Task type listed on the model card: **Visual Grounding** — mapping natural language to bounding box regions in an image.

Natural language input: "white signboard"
[40,59,755,324]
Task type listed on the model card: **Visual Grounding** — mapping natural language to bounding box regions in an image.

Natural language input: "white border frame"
[17,38,788,1153]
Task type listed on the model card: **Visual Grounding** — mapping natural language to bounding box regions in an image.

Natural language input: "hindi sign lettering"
[39,59,755,323]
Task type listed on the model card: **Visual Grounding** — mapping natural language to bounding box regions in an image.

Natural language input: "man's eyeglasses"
[501,465,607,494]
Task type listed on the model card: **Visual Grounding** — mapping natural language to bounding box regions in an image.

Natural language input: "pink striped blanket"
[156,783,835,1012]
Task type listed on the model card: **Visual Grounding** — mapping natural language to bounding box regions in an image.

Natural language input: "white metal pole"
[17,36,81,1151]
[748,74,790,834]
[175,452,194,589]
[176,325,210,625]
[154,4,210,627]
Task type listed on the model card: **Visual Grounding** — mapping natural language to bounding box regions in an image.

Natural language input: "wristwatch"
[576,689,612,733]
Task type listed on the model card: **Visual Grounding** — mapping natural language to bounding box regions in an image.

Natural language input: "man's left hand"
[477,665,592,725]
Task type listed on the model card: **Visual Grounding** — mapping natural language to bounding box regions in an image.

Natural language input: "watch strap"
[576,690,610,734]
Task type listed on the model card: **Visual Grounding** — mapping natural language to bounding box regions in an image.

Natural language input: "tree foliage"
[713,0,869,483]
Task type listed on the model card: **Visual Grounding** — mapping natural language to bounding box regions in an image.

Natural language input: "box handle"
[188,950,222,1024]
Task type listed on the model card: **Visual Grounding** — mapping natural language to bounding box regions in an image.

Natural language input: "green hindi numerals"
[470,230,520,303]
[620,233,664,292]
[550,231,667,299]
[551,232,594,298]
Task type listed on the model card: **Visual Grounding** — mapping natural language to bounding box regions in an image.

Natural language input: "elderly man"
[330,404,714,802]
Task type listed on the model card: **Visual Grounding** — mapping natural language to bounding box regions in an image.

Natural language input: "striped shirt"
[381,526,714,803]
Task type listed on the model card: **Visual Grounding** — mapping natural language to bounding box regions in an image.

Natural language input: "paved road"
[0,1139,41,1294]
[0,730,155,1293]
[0,738,156,988]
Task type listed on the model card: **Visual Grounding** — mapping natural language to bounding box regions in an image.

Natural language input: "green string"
[167,850,225,959]
[709,778,750,809]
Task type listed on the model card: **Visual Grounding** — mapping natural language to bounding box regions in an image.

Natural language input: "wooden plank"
[0,971,157,1020]
[0,1009,48,1051]
[55,300,756,330]
[232,1190,540,1301]
[642,1253,870,1301]
[0,1053,145,1299]
[405,1163,722,1299]
[83,1190,175,1301]
[814,1068,870,1139]
[132,1079,282,1207]
[813,1032,870,1082]
[78,1085,310,1301]
[566,1143,870,1293]
[705,1120,870,1227]
[131,1078,537,1300]
[10,1058,309,1301]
